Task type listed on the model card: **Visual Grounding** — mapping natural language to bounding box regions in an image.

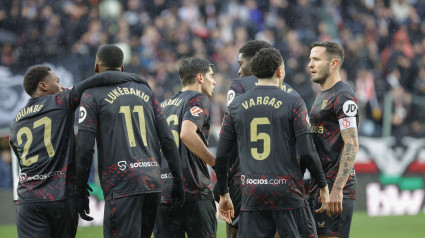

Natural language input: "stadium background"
[1,0,425,237]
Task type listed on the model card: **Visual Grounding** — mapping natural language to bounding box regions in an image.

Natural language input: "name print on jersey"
[104,86,150,104]
[15,104,44,122]
[241,96,282,109]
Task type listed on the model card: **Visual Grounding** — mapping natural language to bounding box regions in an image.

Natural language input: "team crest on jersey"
[343,100,358,117]
[190,106,203,116]
[78,106,87,123]
[342,118,351,129]
[321,100,328,110]
[227,90,235,106]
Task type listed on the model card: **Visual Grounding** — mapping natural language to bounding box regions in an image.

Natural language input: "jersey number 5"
[250,118,271,160]
[120,105,147,147]
[17,117,55,166]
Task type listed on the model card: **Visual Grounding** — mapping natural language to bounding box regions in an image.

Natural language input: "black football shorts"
[154,199,217,238]
[17,198,78,238]
[239,205,317,238]
[104,192,160,238]
[310,197,355,238]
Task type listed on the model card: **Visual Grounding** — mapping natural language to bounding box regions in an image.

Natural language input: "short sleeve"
[219,110,236,142]
[182,94,210,130]
[227,80,245,106]
[55,88,80,111]
[292,97,312,137]
[152,96,165,120]
[77,90,98,133]
[334,92,358,120]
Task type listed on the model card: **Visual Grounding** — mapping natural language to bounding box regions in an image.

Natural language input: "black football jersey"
[10,89,81,203]
[220,85,311,210]
[309,81,358,200]
[159,90,213,203]
[223,76,300,190]
[78,82,164,201]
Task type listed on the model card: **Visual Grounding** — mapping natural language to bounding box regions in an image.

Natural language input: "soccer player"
[307,41,359,238]
[76,45,184,238]
[9,64,147,237]
[154,57,217,238]
[215,40,300,238]
[216,48,330,238]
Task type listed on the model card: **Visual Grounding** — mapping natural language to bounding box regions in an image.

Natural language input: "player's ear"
[120,65,124,72]
[276,67,283,78]
[330,58,339,70]
[39,81,47,91]
[94,63,100,74]
[196,73,203,84]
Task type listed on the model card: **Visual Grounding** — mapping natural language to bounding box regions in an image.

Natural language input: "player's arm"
[67,71,150,109]
[75,130,96,221]
[153,98,185,207]
[330,126,359,215]
[215,137,236,224]
[74,71,149,95]
[180,120,215,167]
[297,133,330,215]
[226,80,244,106]
[215,112,237,223]
[330,95,360,214]
[156,116,184,184]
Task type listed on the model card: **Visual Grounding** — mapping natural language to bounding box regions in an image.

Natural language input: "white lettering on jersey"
[342,100,358,117]
[339,117,357,130]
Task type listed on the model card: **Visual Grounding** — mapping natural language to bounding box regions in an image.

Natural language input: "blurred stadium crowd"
[1,0,425,188]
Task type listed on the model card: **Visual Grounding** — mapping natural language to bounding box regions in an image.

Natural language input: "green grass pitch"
[1,212,424,237]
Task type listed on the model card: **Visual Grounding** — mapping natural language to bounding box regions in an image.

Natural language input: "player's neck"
[32,89,50,98]
[320,73,341,91]
[182,84,201,93]
[257,77,280,87]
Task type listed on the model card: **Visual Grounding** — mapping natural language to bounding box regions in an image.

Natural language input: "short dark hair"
[96,44,124,68]
[179,57,213,86]
[310,41,344,67]
[239,40,273,60]
[23,65,52,96]
[250,48,283,79]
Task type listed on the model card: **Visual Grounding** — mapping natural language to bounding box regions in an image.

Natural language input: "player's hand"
[170,180,185,209]
[218,193,234,224]
[75,188,93,221]
[85,184,93,196]
[316,185,330,216]
[328,187,343,215]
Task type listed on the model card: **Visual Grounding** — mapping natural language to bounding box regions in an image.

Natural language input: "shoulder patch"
[190,106,203,116]
[78,106,87,123]
[342,100,358,117]
[227,90,235,106]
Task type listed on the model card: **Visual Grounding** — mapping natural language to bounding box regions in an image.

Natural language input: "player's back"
[80,81,162,200]
[10,90,77,203]
[227,85,310,210]
[227,75,299,104]
[159,90,213,202]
